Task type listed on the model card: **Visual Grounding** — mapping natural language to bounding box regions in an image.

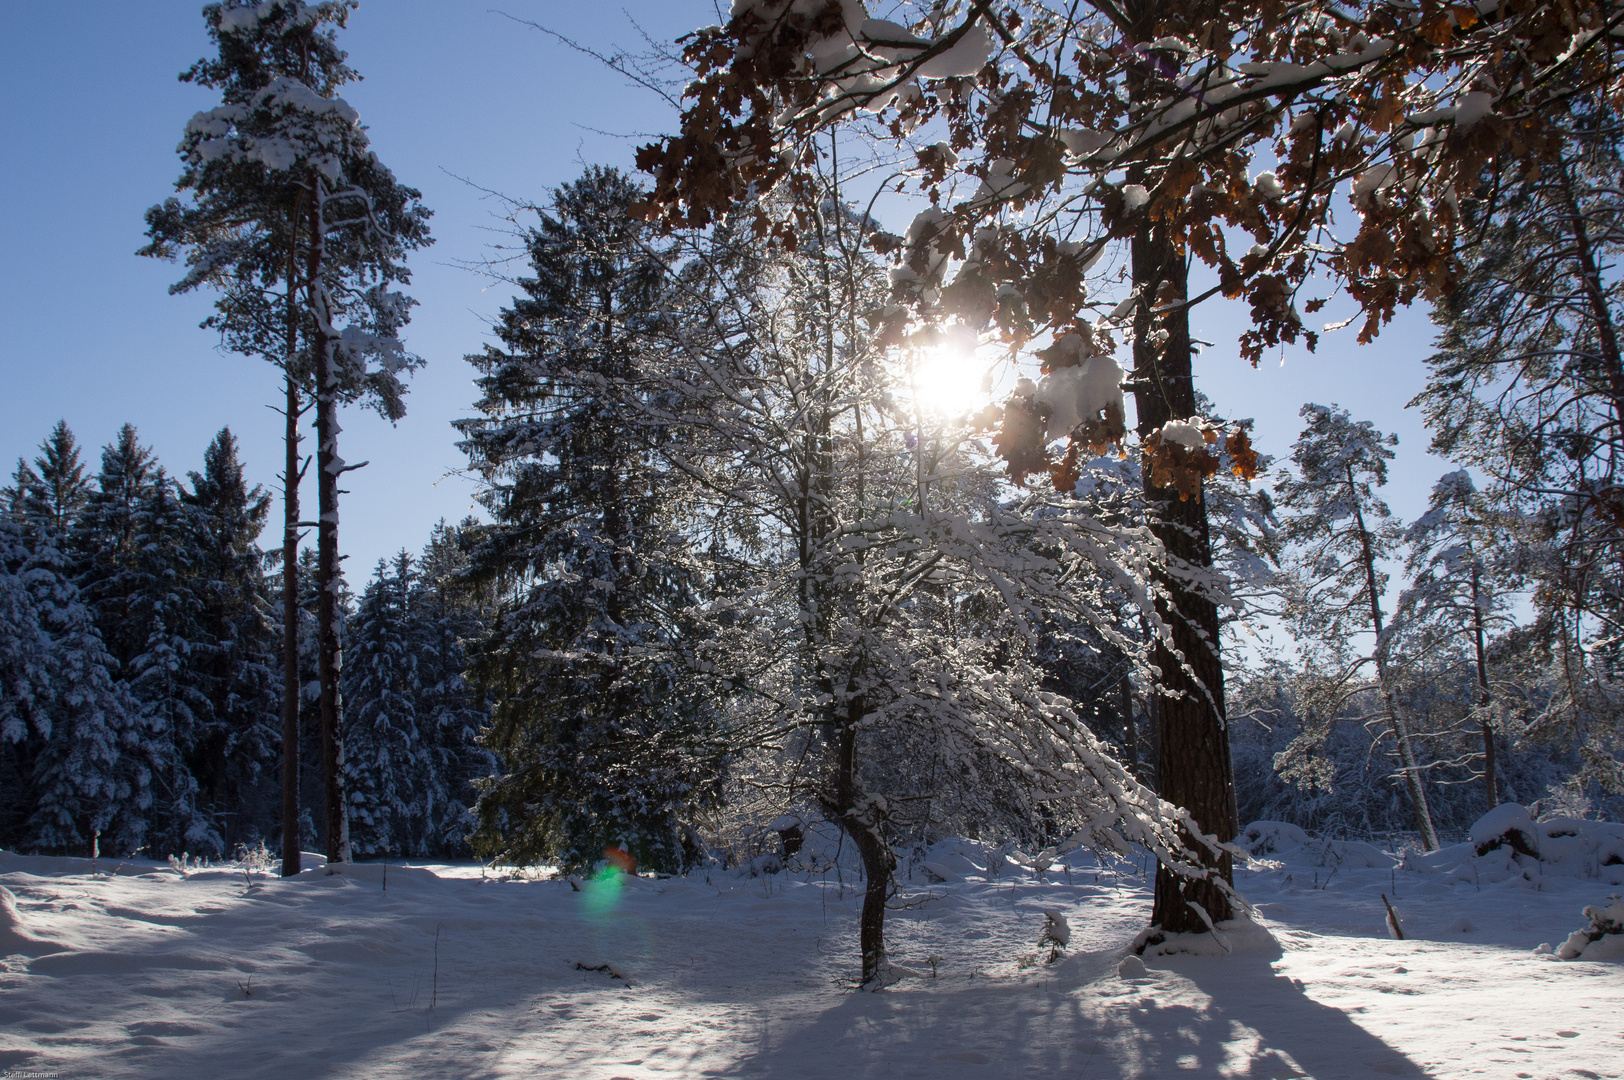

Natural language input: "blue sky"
[0,1,1447,587]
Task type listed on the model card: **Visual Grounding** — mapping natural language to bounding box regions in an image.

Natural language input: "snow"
[1121,183,1150,212]
[1469,802,1542,857]
[1058,127,1112,157]
[971,157,1028,204]
[4,827,1623,1078]
[1158,418,1208,450]
[1453,91,1496,131]
[1036,353,1125,441]
[917,23,991,79]
[1238,820,1309,855]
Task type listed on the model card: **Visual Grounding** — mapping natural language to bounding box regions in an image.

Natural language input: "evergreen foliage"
[0,516,145,854]
[76,426,216,855]
[342,554,421,857]
[458,167,721,875]
[179,429,281,848]
[341,529,494,859]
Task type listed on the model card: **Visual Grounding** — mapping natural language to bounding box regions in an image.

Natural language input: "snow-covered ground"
[2,824,1621,1080]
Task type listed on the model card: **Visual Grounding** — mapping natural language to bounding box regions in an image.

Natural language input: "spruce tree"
[410,520,493,856]
[77,427,216,855]
[0,516,145,854]
[458,167,718,874]
[341,553,422,856]
[180,429,280,846]
[13,421,92,538]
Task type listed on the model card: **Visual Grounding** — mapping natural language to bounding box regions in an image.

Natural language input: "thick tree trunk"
[1131,221,1238,935]
[308,184,349,865]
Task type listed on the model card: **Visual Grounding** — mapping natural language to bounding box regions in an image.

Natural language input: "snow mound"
[1398,810,1624,888]
[1238,820,1309,856]
[1140,915,1278,959]
[915,838,991,883]
[0,884,64,956]
[1319,839,1395,870]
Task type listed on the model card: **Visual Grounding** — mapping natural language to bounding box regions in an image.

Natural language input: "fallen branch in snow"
[574,961,635,988]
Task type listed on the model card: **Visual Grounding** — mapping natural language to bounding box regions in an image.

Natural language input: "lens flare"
[579,846,637,916]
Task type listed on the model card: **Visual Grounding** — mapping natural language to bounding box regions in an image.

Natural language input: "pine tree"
[1414,103,1624,793]
[146,0,431,869]
[1275,404,1440,850]
[458,167,718,875]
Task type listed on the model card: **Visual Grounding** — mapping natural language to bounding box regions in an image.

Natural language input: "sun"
[909,323,987,416]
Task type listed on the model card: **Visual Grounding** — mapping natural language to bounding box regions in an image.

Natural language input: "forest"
[2,1,1623,1075]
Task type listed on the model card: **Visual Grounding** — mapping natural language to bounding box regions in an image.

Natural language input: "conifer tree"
[145,0,431,866]
[76,427,215,855]
[410,520,494,856]
[0,516,145,854]
[458,167,719,875]
[1415,104,1624,789]
[1275,405,1439,850]
[180,429,280,844]
[341,553,422,856]
[12,421,92,538]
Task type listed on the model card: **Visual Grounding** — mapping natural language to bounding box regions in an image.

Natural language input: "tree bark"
[1131,221,1238,935]
[831,698,893,987]
[1350,474,1440,850]
[308,182,349,865]
[1471,565,1499,811]
[280,195,305,879]
[1118,674,1141,780]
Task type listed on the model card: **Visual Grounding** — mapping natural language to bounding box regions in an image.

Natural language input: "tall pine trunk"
[1131,220,1238,935]
[280,195,305,879]
[308,180,349,864]
[1471,566,1499,811]
[1352,484,1439,850]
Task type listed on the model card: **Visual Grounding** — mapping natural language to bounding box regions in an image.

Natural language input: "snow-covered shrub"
[1470,803,1541,858]
[1237,820,1309,856]
[1038,909,1070,963]
[1407,806,1624,886]
[1554,897,1624,961]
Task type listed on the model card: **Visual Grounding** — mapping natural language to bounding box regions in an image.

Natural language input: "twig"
[431,923,442,1009]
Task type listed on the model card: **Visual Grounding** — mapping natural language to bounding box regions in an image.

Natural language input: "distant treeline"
[0,421,492,859]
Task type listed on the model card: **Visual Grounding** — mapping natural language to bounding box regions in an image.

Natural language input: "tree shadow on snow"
[730,934,1426,1080]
